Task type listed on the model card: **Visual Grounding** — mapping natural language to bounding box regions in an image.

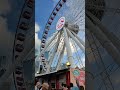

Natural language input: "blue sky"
[35,0,59,39]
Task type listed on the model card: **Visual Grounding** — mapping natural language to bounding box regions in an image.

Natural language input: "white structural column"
[86,16,120,66]
[46,33,61,73]
[72,31,85,46]
[56,44,65,71]
[63,27,74,67]
[67,28,85,52]
[86,11,120,52]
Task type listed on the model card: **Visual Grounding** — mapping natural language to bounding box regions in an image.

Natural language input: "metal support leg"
[63,27,74,67]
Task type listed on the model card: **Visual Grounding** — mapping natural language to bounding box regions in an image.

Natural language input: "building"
[36,67,85,90]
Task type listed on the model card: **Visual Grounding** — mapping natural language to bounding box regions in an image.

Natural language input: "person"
[40,83,49,90]
[62,84,68,90]
[35,81,41,90]
[70,83,79,90]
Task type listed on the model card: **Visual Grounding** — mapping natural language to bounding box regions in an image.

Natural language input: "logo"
[56,17,65,31]
[72,70,80,76]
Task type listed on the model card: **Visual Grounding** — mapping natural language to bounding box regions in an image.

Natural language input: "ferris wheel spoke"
[46,32,62,73]
[53,35,65,70]
[70,38,84,68]
[73,16,85,25]
[66,28,85,52]
[45,32,61,52]
[56,44,65,71]
[74,16,85,23]
[86,15,120,66]
[63,27,74,67]
[74,7,85,20]
[46,31,59,46]
[73,2,84,17]
[36,32,59,60]
[86,10,120,52]
[72,40,85,67]
[71,31,85,46]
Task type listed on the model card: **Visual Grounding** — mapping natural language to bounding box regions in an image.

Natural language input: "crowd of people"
[35,82,49,90]
[35,81,80,90]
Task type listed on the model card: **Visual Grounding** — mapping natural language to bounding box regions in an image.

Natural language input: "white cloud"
[0,0,11,14]
[0,17,10,54]
[35,23,41,54]
[0,0,11,56]
[35,33,41,53]
[35,22,40,33]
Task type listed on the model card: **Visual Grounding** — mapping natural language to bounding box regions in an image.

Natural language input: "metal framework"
[86,0,120,89]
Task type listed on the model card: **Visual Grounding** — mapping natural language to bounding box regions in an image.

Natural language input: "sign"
[77,71,85,86]
[56,17,65,31]
[70,68,85,86]
[72,70,80,76]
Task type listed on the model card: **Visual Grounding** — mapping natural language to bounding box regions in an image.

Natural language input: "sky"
[35,0,59,52]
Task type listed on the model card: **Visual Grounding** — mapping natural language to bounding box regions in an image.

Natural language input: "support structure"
[46,33,61,73]
[72,31,85,46]
[56,44,65,71]
[67,28,85,52]
[36,20,85,75]
[63,27,74,67]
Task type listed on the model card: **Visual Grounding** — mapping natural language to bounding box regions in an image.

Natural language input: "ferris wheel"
[35,0,85,75]
[86,0,120,90]
[0,0,34,90]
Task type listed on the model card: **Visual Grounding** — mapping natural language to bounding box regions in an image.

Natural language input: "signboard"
[70,68,85,86]
[76,71,85,86]
[56,17,65,31]
[72,70,80,76]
